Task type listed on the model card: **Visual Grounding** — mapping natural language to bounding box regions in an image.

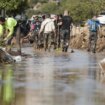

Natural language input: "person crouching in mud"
[0,17,21,55]
[4,17,18,53]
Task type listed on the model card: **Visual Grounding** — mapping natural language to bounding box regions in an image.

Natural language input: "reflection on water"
[0,65,14,105]
[76,55,97,105]
[88,54,97,79]
[0,49,105,105]
[24,55,54,105]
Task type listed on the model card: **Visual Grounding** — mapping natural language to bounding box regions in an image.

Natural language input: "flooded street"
[0,47,105,105]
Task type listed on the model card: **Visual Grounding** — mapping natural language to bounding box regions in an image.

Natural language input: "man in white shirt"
[39,14,56,51]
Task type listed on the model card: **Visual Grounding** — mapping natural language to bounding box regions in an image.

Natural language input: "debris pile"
[0,48,15,63]
[70,26,105,52]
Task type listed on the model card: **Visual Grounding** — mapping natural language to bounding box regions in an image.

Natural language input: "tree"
[60,0,105,22]
[41,2,57,13]
[26,0,105,22]
[0,0,28,17]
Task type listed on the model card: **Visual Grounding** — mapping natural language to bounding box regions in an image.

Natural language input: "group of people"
[29,11,101,53]
[0,10,101,55]
[29,10,73,52]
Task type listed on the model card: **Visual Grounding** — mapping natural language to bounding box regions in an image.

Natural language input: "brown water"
[0,47,105,105]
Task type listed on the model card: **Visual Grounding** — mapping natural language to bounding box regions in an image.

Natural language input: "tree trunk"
[1,9,6,18]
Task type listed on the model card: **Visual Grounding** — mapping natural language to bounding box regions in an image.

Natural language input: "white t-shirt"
[40,18,55,34]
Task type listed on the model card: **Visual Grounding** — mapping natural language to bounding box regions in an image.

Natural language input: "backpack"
[89,20,98,32]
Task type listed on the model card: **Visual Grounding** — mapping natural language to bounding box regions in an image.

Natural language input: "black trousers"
[88,31,98,52]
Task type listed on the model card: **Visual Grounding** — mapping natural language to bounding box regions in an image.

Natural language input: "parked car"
[97,12,105,25]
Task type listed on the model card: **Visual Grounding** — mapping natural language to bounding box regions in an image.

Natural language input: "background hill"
[0,0,105,22]
[27,0,105,22]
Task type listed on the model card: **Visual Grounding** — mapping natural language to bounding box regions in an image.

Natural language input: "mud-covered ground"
[0,47,105,105]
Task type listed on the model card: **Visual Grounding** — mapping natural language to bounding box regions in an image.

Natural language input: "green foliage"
[32,0,48,3]
[31,0,47,4]
[0,0,28,15]
[61,0,105,22]
[29,0,48,7]
[40,2,58,14]
[26,9,41,18]
[0,0,21,10]
[39,0,105,22]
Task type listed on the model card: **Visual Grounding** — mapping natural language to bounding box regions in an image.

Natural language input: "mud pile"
[70,26,105,52]
[0,48,15,63]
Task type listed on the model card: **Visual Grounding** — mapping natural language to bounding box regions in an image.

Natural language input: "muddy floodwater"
[0,47,105,105]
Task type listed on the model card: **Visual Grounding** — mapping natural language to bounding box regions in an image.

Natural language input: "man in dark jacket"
[61,10,73,52]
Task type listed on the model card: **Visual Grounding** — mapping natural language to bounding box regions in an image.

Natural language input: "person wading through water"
[60,10,73,52]
[4,17,19,54]
[86,15,100,53]
[39,14,56,51]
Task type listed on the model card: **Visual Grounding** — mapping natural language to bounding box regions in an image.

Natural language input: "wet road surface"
[0,47,105,105]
